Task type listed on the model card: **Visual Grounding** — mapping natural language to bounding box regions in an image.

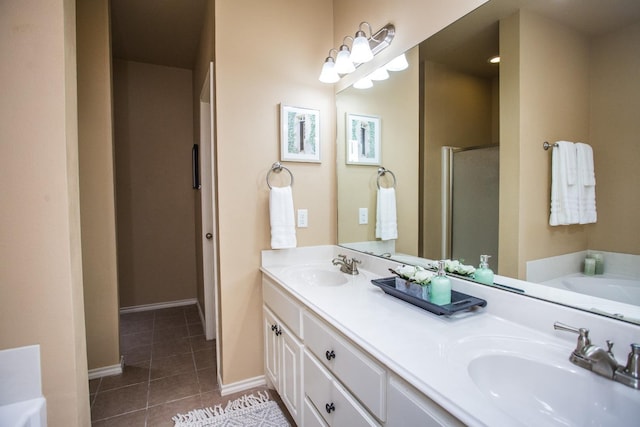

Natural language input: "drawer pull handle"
[325,350,336,360]
[325,402,335,413]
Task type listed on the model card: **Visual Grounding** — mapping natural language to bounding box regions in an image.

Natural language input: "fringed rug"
[172,391,291,427]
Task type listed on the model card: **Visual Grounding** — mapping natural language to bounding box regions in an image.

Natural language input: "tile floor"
[89,304,293,426]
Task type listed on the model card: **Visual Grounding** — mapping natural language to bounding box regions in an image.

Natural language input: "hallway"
[88,305,276,426]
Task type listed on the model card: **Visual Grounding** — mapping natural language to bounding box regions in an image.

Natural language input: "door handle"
[205,233,213,240]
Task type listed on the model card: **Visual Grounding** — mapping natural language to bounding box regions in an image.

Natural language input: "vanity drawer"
[303,311,386,421]
[304,351,380,427]
[263,277,302,338]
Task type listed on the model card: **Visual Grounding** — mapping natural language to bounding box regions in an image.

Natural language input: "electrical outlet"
[359,208,368,225]
[297,209,308,228]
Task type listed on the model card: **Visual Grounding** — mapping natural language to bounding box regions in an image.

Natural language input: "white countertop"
[261,245,640,427]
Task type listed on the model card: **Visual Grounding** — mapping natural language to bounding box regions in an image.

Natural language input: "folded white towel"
[375,187,398,241]
[550,141,579,226]
[576,142,597,224]
[269,186,297,249]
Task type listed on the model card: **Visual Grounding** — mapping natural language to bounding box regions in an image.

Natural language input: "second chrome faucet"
[554,321,639,389]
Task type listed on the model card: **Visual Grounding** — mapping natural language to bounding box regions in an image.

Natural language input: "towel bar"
[377,167,397,189]
[543,141,559,150]
[267,162,294,189]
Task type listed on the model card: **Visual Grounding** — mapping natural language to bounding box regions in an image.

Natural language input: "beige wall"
[588,21,640,255]
[337,47,419,255]
[0,0,90,425]
[212,0,336,384]
[497,10,638,278]
[422,61,496,260]
[77,0,121,371]
[113,60,198,307]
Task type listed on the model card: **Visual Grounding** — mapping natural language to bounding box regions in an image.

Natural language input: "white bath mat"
[172,391,290,427]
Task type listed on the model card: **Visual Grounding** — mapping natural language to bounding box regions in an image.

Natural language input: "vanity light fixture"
[385,53,409,71]
[319,22,395,83]
[368,66,390,81]
[318,49,340,83]
[488,55,500,64]
[353,76,373,89]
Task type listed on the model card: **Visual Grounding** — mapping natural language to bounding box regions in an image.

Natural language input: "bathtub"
[542,274,640,306]
[0,345,47,427]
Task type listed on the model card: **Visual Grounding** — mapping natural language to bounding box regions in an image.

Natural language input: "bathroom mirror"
[336,0,640,324]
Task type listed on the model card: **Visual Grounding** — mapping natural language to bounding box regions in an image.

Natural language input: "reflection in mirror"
[337,0,640,325]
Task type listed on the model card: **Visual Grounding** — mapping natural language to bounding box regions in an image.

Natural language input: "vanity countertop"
[261,245,640,427]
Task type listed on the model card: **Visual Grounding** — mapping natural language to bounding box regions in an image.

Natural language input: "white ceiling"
[110,0,206,69]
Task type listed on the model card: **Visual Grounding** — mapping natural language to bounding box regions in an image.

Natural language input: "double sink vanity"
[261,245,639,426]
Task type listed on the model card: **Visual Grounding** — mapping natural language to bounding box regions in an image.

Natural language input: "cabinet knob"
[325,402,335,413]
[275,327,282,336]
[325,350,336,360]
[271,324,277,332]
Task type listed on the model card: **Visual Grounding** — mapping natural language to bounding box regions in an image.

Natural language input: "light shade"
[350,30,374,63]
[369,67,389,81]
[353,77,373,89]
[335,45,355,74]
[488,56,500,64]
[385,53,409,71]
[318,57,340,83]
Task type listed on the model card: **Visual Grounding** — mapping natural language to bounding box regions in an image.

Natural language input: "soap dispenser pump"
[474,255,494,285]
[430,260,451,305]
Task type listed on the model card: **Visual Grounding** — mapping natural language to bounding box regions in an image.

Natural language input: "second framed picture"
[280,104,321,163]
[346,113,381,165]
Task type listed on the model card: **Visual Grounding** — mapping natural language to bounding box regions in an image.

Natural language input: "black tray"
[371,276,487,316]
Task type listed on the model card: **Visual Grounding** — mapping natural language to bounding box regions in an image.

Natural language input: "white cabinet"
[262,274,463,427]
[386,376,464,427]
[263,278,304,426]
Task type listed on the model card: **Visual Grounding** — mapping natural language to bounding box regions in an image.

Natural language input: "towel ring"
[377,167,396,189]
[267,162,294,189]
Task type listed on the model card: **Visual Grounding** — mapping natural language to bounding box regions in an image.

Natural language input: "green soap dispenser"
[430,260,451,305]
[474,255,494,285]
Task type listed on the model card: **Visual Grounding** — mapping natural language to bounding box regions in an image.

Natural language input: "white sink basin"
[468,353,640,426]
[280,266,349,286]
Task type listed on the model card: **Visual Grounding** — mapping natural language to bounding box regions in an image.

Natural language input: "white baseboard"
[119,298,198,314]
[88,356,124,380]
[219,375,267,396]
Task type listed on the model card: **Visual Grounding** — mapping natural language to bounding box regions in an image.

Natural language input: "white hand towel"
[576,142,597,224]
[375,187,398,241]
[550,141,579,226]
[269,186,297,249]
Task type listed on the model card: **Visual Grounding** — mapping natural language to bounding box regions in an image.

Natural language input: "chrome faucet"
[554,322,640,389]
[332,254,361,275]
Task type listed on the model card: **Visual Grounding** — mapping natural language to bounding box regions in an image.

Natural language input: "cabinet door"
[263,307,279,388]
[280,327,303,424]
[386,376,464,427]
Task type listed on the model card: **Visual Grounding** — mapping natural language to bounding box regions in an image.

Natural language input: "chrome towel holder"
[377,166,396,189]
[267,162,294,189]
[543,141,559,150]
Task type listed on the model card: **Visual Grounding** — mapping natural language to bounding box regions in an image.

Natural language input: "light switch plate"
[359,208,368,225]
[297,209,308,228]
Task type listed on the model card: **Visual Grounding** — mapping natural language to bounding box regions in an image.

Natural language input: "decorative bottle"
[430,260,451,305]
[474,255,494,285]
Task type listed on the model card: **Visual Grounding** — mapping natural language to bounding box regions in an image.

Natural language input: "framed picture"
[280,104,321,163]
[346,113,381,165]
